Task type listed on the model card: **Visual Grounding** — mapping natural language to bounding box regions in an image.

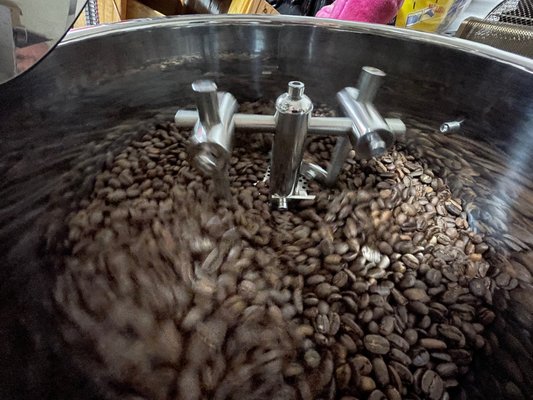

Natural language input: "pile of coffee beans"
[54,103,504,400]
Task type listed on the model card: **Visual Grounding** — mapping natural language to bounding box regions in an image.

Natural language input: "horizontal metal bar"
[310,117,353,136]
[175,110,406,138]
[175,110,352,136]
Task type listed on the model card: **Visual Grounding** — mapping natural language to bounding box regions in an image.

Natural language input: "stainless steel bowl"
[0,16,531,400]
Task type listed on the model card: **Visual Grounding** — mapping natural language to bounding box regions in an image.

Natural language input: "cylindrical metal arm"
[440,120,463,133]
[270,81,313,199]
[176,110,355,136]
[188,80,238,176]
[385,118,406,137]
[337,87,394,159]
[192,80,220,131]
[207,92,238,155]
[356,66,386,103]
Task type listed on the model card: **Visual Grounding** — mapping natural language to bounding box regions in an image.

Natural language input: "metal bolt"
[277,197,288,210]
[440,120,463,133]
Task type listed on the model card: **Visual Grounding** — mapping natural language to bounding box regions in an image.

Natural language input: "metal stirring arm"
[320,66,404,186]
[175,67,406,209]
[189,80,237,173]
[189,80,238,198]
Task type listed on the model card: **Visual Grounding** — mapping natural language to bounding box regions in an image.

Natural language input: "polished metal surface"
[177,72,405,204]
[440,119,464,133]
[188,80,238,198]
[0,15,532,400]
[326,67,400,185]
[338,92,388,154]
[0,0,86,85]
[190,80,238,173]
[270,81,313,206]
[176,110,357,135]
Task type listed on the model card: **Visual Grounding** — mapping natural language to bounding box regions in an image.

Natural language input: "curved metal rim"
[63,15,533,73]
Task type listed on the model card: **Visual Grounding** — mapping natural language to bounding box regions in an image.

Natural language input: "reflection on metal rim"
[64,15,533,72]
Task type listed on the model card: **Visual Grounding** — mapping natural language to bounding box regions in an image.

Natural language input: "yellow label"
[395,0,454,32]
[228,0,278,15]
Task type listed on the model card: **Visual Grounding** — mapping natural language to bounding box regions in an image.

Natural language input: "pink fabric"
[316,0,404,24]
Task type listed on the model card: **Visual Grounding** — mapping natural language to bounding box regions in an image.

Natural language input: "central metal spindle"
[270,81,313,208]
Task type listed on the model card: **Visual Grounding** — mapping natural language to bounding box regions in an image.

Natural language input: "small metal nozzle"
[440,120,463,133]
[288,81,305,100]
[277,197,288,210]
[192,80,218,93]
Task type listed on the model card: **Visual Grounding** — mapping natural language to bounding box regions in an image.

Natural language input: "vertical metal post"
[270,81,313,207]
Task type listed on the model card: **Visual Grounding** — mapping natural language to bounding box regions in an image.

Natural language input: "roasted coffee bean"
[336,363,352,389]
[436,362,458,378]
[379,316,395,336]
[107,189,127,203]
[315,314,330,335]
[364,335,390,355]
[420,338,447,350]
[438,324,466,347]
[378,241,393,256]
[469,278,486,297]
[304,349,321,369]
[54,114,507,400]
[317,300,330,315]
[351,355,372,375]
[445,200,462,216]
[431,352,452,362]
[391,288,408,306]
[390,348,412,366]
[418,315,431,329]
[329,312,341,336]
[421,369,445,400]
[387,333,410,353]
[386,387,402,400]
[333,271,348,288]
[401,254,419,269]
[388,364,403,393]
[359,376,377,392]
[372,357,390,386]
[316,282,333,298]
[398,273,416,289]
[404,329,418,346]
[389,361,413,384]
[404,288,430,303]
[368,389,387,400]
[324,253,343,269]
[340,334,358,353]
[342,316,364,338]
[370,283,392,296]
[408,301,429,315]
[425,269,442,287]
